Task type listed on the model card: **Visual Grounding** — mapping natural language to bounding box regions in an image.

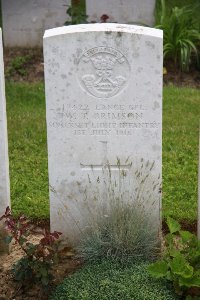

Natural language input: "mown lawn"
[162,86,199,221]
[6,82,48,219]
[6,82,200,222]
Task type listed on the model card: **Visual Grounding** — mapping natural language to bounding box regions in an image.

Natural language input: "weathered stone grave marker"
[2,0,71,47]
[86,0,156,25]
[44,24,163,246]
[0,28,10,253]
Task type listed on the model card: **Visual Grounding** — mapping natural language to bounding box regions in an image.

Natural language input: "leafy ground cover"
[50,259,179,300]
[6,83,200,223]
[149,217,200,298]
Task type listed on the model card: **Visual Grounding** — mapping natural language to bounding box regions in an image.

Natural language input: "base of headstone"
[0,221,10,255]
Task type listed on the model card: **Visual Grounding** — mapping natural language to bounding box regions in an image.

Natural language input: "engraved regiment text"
[49,103,160,137]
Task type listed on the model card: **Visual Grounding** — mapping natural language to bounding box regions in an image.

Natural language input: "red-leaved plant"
[0,207,62,288]
[100,14,109,23]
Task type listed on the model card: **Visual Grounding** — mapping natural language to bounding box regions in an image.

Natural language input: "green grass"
[5,83,200,222]
[50,259,179,300]
[6,82,48,218]
[162,86,200,221]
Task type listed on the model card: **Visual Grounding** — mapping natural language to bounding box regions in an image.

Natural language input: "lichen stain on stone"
[117,31,122,38]
[62,203,68,211]
[61,74,67,79]
[152,144,161,152]
[145,41,155,49]
[153,101,160,110]
[137,67,143,73]
[132,53,139,58]
[105,30,112,35]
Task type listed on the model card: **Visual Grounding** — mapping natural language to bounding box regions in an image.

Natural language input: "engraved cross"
[80,141,132,171]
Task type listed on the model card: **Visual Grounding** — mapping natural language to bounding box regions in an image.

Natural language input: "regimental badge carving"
[77,47,130,98]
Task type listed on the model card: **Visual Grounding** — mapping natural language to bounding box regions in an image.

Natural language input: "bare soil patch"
[4,48,44,83]
[0,228,83,300]
[163,61,200,89]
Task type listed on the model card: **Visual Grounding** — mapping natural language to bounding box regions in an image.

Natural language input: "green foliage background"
[155,0,198,23]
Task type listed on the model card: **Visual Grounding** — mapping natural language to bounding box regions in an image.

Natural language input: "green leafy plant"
[148,217,200,299]
[156,0,200,72]
[6,55,32,77]
[64,0,88,25]
[0,207,62,289]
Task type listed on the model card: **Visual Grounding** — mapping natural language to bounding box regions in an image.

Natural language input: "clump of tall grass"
[77,159,161,262]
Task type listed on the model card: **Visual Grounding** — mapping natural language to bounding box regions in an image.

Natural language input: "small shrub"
[77,160,161,262]
[148,217,200,298]
[0,207,62,289]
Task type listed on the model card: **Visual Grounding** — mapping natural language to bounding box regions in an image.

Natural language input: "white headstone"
[2,0,70,47]
[0,28,10,253]
[44,24,163,246]
[86,0,156,26]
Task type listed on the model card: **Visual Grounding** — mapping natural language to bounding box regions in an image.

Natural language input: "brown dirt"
[162,219,197,235]
[4,48,44,83]
[0,229,83,300]
[163,61,200,89]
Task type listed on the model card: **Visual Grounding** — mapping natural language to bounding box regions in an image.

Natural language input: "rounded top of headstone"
[44,23,163,39]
